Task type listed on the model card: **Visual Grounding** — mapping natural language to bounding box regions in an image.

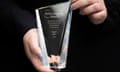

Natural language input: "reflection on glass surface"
[35,1,72,70]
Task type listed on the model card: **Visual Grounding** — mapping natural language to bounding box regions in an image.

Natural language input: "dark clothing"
[1,0,120,72]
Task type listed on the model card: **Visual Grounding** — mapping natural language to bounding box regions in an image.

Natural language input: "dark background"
[1,0,120,72]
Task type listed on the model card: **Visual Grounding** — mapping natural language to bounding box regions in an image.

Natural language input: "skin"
[23,29,55,72]
[71,0,107,24]
[23,0,107,72]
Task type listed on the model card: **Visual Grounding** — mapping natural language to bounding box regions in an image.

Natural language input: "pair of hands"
[23,0,107,72]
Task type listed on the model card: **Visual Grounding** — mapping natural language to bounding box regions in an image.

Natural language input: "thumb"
[23,29,54,72]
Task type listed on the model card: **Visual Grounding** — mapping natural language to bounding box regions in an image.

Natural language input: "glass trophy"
[35,1,72,71]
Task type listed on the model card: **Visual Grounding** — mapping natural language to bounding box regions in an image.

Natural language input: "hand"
[71,0,107,24]
[23,28,55,72]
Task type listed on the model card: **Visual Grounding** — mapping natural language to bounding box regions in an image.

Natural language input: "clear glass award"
[35,1,72,71]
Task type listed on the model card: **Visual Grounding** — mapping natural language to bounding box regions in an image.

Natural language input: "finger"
[25,45,54,72]
[80,2,104,15]
[23,29,42,55]
[51,55,56,63]
[23,29,54,72]
[28,39,55,71]
[48,56,53,64]
[27,29,42,56]
[55,56,60,63]
[71,0,95,10]
[31,55,54,72]
[71,0,78,3]
[89,10,107,24]
[51,55,60,63]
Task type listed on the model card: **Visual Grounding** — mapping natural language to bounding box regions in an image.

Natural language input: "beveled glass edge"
[35,9,50,68]
[58,7,72,69]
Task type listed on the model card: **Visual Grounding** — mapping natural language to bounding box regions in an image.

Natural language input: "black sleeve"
[0,0,36,38]
[96,0,120,32]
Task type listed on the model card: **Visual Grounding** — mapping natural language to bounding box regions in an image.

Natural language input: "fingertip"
[89,10,107,24]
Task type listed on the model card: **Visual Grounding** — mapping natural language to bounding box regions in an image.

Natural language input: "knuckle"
[93,2,103,12]
[91,11,107,24]
[99,10,107,19]
[88,0,94,4]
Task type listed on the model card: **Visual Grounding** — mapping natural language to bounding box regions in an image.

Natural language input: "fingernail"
[71,5,75,10]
